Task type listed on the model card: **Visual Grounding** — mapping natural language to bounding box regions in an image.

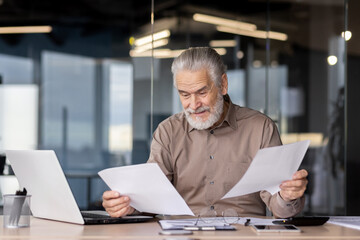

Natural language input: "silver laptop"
[5,150,153,225]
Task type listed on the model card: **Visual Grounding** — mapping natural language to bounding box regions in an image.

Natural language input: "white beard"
[184,93,224,130]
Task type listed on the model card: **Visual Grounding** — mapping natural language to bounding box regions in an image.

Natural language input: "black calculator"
[272,216,329,226]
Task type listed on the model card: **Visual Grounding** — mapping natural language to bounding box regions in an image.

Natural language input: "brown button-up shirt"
[147,96,304,218]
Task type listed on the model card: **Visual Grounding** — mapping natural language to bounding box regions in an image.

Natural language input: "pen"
[244,219,251,226]
[9,188,27,226]
[184,226,216,231]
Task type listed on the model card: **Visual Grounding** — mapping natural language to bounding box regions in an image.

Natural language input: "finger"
[107,204,130,217]
[103,195,130,209]
[125,206,135,216]
[107,203,133,218]
[104,199,128,212]
[279,179,307,201]
[108,207,128,217]
[281,186,306,192]
[280,189,305,201]
[284,187,306,196]
[102,191,120,200]
[281,179,308,189]
[280,184,307,193]
[292,169,308,180]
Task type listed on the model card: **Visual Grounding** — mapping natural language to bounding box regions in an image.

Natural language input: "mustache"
[185,106,210,114]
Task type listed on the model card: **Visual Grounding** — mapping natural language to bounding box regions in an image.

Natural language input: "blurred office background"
[0,0,359,216]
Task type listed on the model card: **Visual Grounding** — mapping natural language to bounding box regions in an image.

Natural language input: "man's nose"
[189,94,201,110]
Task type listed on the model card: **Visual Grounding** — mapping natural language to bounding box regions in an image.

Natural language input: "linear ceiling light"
[193,13,256,31]
[217,26,288,41]
[132,39,169,53]
[130,48,226,58]
[0,26,52,34]
[133,29,171,47]
[130,49,173,58]
[209,40,237,47]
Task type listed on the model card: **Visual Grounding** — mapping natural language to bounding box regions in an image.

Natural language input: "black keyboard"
[81,212,111,219]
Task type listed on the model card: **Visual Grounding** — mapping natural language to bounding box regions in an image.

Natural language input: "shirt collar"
[187,94,238,132]
[223,94,238,130]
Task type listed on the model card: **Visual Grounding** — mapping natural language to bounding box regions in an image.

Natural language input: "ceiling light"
[133,30,171,47]
[253,60,262,68]
[214,48,227,55]
[216,26,288,41]
[236,51,244,59]
[193,13,256,31]
[341,31,352,41]
[130,48,226,58]
[0,26,52,34]
[132,39,169,53]
[209,40,237,47]
[130,49,177,58]
[327,55,337,65]
[271,60,279,67]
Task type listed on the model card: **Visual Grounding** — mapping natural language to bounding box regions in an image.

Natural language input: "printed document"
[222,140,310,199]
[159,217,278,230]
[98,163,194,216]
[328,216,360,230]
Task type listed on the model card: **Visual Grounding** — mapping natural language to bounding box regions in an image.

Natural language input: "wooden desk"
[1,216,360,239]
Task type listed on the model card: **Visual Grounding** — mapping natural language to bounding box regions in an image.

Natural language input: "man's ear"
[221,73,228,95]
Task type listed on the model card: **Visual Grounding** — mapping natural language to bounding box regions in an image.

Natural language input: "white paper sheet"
[159,217,279,230]
[328,216,360,230]
[222,140,310,199]
[98,163,194,216]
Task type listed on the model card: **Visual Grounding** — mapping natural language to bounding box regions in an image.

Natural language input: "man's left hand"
[279,169,308,202]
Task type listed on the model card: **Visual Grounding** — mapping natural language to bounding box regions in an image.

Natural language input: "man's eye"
[181,93,190,98]
[199,91,208,96]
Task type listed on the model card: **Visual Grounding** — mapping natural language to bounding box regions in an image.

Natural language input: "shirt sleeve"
[146,122,174,182]
[260,191,305,218]
[259,117,305,218]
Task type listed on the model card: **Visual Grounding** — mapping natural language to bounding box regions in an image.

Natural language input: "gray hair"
[171,47,227,88]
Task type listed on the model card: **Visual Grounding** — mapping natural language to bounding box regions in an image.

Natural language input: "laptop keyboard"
[81,212,111,219]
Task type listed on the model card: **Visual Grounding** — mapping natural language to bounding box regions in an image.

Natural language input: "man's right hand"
[102,190,135,217]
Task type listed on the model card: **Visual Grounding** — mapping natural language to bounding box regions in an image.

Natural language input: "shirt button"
[210,206,215,210]
[210,181,214,185]
[210,155,214,159]
[210,130,214,134]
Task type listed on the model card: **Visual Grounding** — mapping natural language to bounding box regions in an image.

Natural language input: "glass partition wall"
[145,0,349,216]
[0,0,357,215]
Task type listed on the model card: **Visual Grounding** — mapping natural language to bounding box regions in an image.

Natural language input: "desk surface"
[1,216,360,239]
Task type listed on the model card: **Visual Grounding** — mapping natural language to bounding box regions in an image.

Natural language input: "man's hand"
[279,169,308,202]
[102,191,135,217]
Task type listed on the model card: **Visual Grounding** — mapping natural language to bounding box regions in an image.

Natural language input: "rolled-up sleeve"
[260,191,305,218]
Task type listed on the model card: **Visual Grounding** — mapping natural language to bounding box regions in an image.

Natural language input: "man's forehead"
[176,69,212,91]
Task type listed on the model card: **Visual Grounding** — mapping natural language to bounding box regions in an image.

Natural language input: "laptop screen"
[6,150,154,225]
[6,150,85,224]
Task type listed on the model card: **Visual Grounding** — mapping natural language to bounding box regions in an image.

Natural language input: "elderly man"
[102,47,308,218]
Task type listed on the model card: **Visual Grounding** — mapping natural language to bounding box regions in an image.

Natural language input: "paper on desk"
[159,217,279,230]
[98,163,194,216]
[222,140,310,199]
[328,216,360,230]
